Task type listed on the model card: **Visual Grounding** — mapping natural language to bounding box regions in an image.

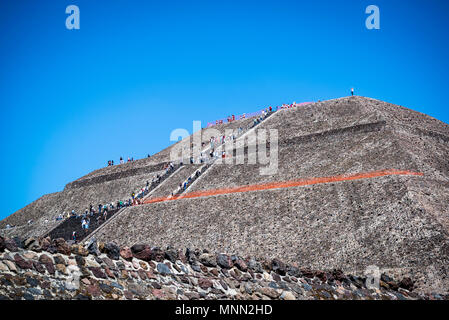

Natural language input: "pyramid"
[2,96,449,293]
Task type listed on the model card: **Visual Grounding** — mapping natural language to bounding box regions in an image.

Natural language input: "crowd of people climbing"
[169,107,275,197]
[6,105,282,239]
[2,106,277,235]
[62,162,176,242]
[175,168,203,196]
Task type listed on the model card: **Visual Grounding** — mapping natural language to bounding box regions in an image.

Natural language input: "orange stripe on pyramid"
[143,169,423,205]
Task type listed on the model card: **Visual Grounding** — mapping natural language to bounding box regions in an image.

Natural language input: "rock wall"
[1,236,446,300]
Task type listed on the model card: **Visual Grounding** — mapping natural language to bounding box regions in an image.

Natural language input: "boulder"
[300,268,316,279]
[12,236,24,249]
[331,269,347,282]
[87,238,99,256]
[217,254,233,269]
[185,248,198,264]
[198,278,213,290]
[75,255,85,266]
[120,247,133,260]
[32,261,45,274]
[131,244,152,261]
[399,277,414,291]
[315,270,328,282]
[234,259,248,272]
[150,247,165,262]
[39,254,54,265]
[258,287,280,299]
[156,263,171,275]
[280,291,296,300]
[54,255,66,266]
[23,252,37,260]
[261,259,272,272]
[89,267,107,279]
[13,254,32,269]
[45,262,55,275]
[102,257,116,269]
[71,244,89,257]
[199,253,217,267]
[53,238,71,256]
[103,243,120,260]
[271,258,286,275]
[286,265,301,278]
[39,237,51,251]
[24,238,41,252]
[46,245,58,254]
[165,247,179,263]
[130,244,146,254]
[55,264,67,275]
[129,283,149,297]
[349,275,366,289]
[4,260,17,272]
[4,238,18,252]
[0,261,9,272]
[247,259,263,273]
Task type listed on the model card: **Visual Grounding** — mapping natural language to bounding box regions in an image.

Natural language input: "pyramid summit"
[1,96,449,295]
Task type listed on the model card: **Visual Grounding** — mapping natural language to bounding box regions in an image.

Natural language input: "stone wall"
[1,236,446,300]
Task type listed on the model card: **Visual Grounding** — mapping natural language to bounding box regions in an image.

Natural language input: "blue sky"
[0,0,448,220]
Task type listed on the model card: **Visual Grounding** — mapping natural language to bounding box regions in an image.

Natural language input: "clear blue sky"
[1,0,448,220]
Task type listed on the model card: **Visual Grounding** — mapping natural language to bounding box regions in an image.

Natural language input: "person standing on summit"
[351,88,354,96]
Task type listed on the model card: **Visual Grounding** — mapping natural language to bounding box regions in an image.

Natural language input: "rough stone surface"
[156,263,171,275]
[0,237,446,300]
[199,253,217,267]
[217,254,233,269]
[120,247,133,261]
[103,243,120,260]
[71,244,88,257]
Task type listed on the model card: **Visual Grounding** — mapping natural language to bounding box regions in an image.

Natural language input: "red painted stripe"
[143,169,423,205]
